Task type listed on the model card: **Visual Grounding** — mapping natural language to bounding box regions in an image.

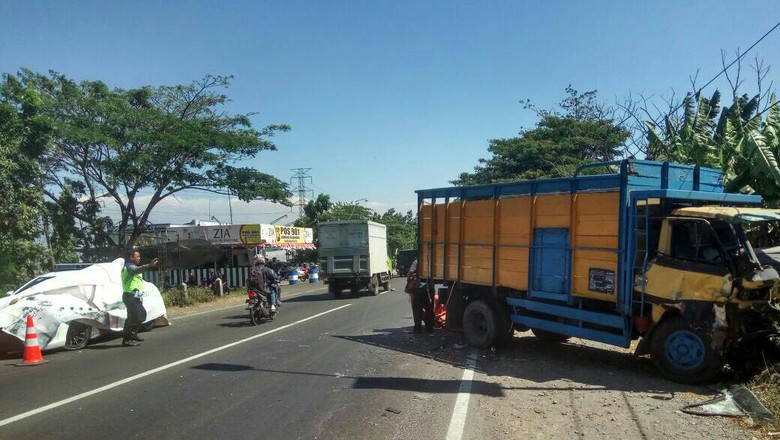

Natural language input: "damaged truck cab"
[638,206,780,380]
[416,160,780,384]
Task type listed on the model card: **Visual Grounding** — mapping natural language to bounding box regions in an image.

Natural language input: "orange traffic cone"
[16,315,48,366]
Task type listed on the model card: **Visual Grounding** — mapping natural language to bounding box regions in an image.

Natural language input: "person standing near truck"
[405,260,434,333]
[121,250,159,347]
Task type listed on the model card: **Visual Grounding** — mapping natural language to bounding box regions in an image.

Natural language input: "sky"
[2,1,779,226]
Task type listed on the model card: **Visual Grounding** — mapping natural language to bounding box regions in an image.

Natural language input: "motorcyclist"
[252,255,281,311]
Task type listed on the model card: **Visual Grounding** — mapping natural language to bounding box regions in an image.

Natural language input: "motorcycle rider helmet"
[253,254,266,265]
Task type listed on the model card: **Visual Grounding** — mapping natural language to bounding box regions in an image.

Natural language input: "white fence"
[143,266,252,289]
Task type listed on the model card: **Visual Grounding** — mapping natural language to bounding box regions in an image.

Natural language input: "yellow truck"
[416,160,780,383]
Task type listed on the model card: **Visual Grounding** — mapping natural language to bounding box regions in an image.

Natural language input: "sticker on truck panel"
[589,268,615,294]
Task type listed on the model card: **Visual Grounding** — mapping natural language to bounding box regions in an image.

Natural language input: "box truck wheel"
[463,300,500,350]
[650,316,723,384]
[371,277,380,296]
[329,281,342,299]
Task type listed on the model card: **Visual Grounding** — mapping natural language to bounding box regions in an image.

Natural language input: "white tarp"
[0,258,168,350]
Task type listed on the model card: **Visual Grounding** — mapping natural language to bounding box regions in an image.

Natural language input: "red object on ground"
[433,293,447,328]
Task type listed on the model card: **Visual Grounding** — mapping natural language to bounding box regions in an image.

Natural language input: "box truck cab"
[416,160,780,384]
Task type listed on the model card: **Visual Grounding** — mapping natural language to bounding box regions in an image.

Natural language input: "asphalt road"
[0,278,486,440]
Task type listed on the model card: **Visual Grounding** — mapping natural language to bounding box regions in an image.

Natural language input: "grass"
[160,285,222,307]
[748,363,780,436]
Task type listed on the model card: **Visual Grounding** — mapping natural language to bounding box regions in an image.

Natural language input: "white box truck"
[318,220,391,298]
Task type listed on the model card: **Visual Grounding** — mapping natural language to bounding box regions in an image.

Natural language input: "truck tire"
[531,328,571,343]
[463,300,499,350]
[63,322,91,350]
[371,278,380,296]
[490,299,514,348]
[329,281,342,299]
[650,316,723,384]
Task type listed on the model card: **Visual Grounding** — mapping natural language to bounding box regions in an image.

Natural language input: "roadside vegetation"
[160,285,223,308]
[750,364,780,434]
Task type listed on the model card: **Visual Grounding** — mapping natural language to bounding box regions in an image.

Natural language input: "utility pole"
[290,168,314,221]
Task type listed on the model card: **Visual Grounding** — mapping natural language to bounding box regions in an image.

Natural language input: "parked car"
[0,258,169,352]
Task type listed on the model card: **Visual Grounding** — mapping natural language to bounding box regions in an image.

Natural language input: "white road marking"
[446,353,478,440]
[0,304,352,428]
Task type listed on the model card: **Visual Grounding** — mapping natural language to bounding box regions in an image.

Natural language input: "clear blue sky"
[2,1,779,224]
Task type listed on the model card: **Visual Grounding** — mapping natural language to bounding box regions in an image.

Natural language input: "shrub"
[161,285,220,308]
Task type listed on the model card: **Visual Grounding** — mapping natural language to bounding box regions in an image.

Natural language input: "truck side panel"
[367,222,388,275]
[420,191,620,302]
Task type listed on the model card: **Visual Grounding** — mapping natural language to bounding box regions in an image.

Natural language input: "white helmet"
[253,254,266,264]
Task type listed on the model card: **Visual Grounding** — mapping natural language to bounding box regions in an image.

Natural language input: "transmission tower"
[290,168,314,221]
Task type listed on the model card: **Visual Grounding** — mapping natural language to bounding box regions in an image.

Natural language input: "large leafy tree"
[371,208,417,255]
[0,70,293,257]
[453,87,630,185]
[0,88,51,291]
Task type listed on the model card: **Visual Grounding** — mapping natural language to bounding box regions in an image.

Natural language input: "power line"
[650,19,780,136]
[696,19,780,94]
[290,168,314,220]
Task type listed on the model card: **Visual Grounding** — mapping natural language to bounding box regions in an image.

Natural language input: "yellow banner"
[274,225,306,243]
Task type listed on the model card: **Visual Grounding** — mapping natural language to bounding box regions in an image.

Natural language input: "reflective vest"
[121,265,145,293]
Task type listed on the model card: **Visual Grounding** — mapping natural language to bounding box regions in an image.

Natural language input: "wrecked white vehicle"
[0,258,169,351]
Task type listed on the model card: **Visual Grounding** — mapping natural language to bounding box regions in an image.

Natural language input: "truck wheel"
[330,281,342,299]
[650,316,723,384]
[63,322,91,350]
[531,328,570,343]
[371,279,380,296]
[463,300,499,350]
[382,281,391,291]
[490,299,514,348]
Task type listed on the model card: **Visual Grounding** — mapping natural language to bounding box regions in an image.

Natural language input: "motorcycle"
[246,288,276,325]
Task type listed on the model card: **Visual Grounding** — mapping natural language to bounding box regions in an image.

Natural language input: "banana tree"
[645,91,721,167]
[646,91,780,206]
[722,94,780,205]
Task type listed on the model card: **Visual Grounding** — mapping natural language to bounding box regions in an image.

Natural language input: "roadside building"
[136,220,315,288]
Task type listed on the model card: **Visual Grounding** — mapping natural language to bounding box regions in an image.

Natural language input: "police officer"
[121,250,159,347]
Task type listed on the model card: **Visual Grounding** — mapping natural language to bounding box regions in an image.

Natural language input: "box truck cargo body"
[416,160,780,384]
[318,220,391,297]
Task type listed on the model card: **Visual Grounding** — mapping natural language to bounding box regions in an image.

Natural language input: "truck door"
[529,228,571,301]
[644,219,731,302]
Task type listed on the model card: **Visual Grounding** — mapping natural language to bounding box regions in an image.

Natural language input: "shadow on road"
[333,326,705,397]
[190,361,503,396]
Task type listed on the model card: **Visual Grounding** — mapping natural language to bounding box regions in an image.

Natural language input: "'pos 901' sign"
[274,225,304,243]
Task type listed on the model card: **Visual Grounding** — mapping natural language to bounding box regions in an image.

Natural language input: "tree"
[453,87,629,185]
[296,194,334,227]
[0,88,51,291]
[371,208,417,255]
[0,70,293,256]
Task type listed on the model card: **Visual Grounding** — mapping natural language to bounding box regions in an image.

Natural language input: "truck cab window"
[671,221,722,264]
